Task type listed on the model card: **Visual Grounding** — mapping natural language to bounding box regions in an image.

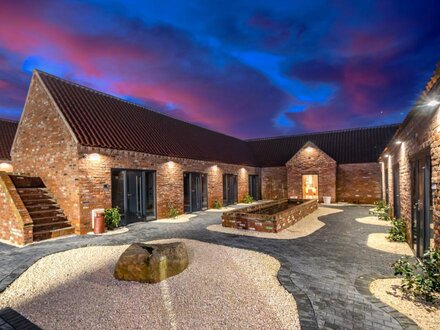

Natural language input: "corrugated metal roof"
[36,70,398,167]
[0,119,18,161]
[247,124,399,166]
[37,71,258,166]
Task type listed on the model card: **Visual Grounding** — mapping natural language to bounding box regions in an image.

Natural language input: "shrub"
[371,200,391,220]
[168,203,179,218]
[213,200,222,209]
[393,249,440,302]
[387,218,407,242]
[104,207,121,230]
[242,194,254,204]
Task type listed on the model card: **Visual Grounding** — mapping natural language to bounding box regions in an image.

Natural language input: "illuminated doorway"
[302,175,318,200]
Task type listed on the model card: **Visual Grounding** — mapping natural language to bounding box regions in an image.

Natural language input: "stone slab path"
[0,205,415,329]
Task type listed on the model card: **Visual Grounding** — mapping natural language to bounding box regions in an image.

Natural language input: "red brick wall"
[11,75,82,234]
[337,163,382,204]
[222,199,318,233]
[261,167,287,200]
[382,68,440,249]
[0,172,32,245]
[286,144,337,202]
[76,146,260,233]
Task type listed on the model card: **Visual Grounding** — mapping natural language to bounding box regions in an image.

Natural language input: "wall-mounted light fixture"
[0,163,13,173]
[384,154,389,158]
[395,140,402,145]
[88,153,101,161]
[427,99,440,107]
[305,146,313,152]
[167,161,175,168]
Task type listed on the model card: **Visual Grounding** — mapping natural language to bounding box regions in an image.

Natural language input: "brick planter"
[221,199,318,233]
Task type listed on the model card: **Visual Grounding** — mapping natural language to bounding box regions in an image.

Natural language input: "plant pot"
[323,196,331,204]
[94,212,105,234]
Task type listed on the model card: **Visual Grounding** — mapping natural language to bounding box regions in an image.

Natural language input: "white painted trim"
[35,70,79,144]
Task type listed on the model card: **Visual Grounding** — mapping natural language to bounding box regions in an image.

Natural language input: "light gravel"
[370,278,439,329]
[366,233,413,255]
[355,216,392,227]
[207,207,342,239]
[0,239,299,330]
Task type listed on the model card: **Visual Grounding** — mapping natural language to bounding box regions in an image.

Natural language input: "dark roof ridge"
[246,123,401,142]
[0,118,19,124]
[35,70,247,144]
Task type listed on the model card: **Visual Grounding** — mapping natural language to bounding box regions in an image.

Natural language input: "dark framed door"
[184,172,208,213]
[249,175,260,200]
[393,164,401,219]
[384,164,389,204]
[411,151,432,258]
[223,174,238,206]
[112,169,156,225]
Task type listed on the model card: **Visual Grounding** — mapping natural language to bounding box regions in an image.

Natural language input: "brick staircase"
[9,175,75,242]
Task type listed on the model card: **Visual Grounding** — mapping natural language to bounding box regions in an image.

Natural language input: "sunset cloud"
[0,0,438,138]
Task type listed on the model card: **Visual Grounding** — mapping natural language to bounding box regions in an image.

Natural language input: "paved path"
[0,205,415,329]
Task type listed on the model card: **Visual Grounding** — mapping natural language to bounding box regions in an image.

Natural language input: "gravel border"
[355,274,420,330]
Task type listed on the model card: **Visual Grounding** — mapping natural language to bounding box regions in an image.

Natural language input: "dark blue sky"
[0,0,439,138]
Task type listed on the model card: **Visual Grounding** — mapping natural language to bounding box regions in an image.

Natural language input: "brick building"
[0,70,396,244]
[381,64,440,254]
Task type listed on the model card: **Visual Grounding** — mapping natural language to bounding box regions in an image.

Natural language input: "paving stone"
[0,205,418,329]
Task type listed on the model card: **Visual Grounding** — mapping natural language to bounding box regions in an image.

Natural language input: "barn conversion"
[0,69,403,245]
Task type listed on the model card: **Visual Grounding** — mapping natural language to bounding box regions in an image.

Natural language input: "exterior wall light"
[167,161,175,168]
[384,154,389,158]
[395,140,402,145]
[0,162,13,173]
[305,146,313,152]
[88,153,100,161]
[427,99,440,107]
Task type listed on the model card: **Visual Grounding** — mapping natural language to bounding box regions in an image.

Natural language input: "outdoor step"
[32,215,68,225]
[23,198,56,206]
[9,175,45,189]
[28,209,63,217]
[26,204,60,211]
[33,222,72,233]
[33,226,75,242]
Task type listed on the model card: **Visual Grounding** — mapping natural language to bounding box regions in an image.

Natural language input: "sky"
[0,1,439,139]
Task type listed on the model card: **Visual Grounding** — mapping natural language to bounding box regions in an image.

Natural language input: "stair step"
[28,209,63,217]
[32,215,68,225]
[9,175,45,189]
[33,222,72,232]
[23,198,56,206]
[33,220,70,228]
[26,204,60,211]
[33,226,75,242]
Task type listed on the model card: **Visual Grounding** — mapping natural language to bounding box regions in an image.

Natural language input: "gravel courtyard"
[0,239,299,329]
[0,205,417,329]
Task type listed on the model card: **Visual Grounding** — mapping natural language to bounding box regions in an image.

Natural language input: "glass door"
[184,172,208,213]
[393,164,401,219]
[302,175,319,200]
[223,174,238,206]
[111,169,156,225]
[249,175,260,200]
[411,151,432,257]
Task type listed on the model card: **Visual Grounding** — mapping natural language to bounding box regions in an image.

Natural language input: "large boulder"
[114,242,189,283]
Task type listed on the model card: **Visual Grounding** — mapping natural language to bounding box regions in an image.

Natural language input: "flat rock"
[114,242,189,283]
